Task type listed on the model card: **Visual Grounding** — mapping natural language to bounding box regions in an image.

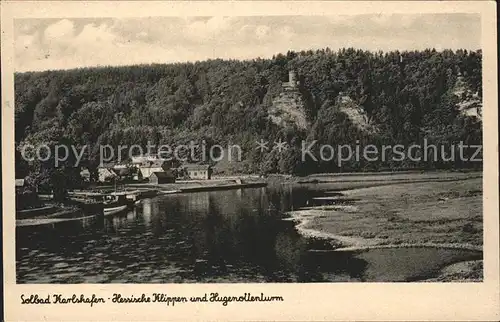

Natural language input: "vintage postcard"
[1,1,499,321]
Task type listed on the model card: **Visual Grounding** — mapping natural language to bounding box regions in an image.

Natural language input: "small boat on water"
[38,194,54,201]
[123,190,141,201]
[99,190,131,216]
[160,190,181,194]
[103,204,128,216]
[106,192,135,206]
[16,205,58,219]
[16,215,97,227]
[137,189,159,198]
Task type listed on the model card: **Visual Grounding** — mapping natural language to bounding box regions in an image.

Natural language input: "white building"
[139,160,166,179]
[182,164,212,180]
[98,167,118,182]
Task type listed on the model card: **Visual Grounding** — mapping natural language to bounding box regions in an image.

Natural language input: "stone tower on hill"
[282,70,299,91]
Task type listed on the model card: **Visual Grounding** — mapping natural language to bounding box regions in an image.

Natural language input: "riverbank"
[88,177,266,193]
[286,173,483,281]
[84,170,480,193]
[284,170,482,187]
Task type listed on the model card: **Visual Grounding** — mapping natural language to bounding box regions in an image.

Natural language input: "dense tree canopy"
[15,47,482,189]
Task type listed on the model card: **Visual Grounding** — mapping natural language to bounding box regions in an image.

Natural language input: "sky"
[14,14,481,72]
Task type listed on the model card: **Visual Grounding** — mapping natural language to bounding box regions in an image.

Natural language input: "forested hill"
[15,48,482,179]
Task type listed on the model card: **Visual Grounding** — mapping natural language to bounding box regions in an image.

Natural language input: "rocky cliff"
[335,94,378,134]
[453,75,482,119]
[269,89,308,130]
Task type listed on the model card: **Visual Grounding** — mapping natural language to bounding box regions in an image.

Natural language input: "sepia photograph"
[13,13,485,284]
[2,1,499,321]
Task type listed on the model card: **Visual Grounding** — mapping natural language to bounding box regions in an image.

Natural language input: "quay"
[68,189,159,201]
[74,180,268,196]
[176,181,267,193]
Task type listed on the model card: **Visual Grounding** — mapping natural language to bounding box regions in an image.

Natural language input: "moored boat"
[16,205,58,219]
[124,190,141,201]
[159,189,181,194]
[103,204,128,216]
[137,189,159,198]
[16,214,97,227]
[107,192,135,207]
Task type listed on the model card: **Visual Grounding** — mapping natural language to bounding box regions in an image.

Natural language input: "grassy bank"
[286,172,483,281]
[304,178,481,247]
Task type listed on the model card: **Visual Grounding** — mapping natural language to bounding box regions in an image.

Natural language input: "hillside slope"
[15,48,483,187]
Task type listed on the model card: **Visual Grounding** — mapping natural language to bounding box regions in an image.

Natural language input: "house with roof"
[139,160,168,179]
[149,170,176,184]
[80,168,91,182]
[181,164,212,180]
[114,166,132,179]
[15,178,25,193]
[98,164,118,182]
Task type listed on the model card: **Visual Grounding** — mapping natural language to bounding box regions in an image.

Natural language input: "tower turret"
[282,70,299,90]
[289,70,297,85]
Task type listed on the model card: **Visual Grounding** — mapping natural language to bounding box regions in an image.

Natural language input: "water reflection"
[16,185,481,283]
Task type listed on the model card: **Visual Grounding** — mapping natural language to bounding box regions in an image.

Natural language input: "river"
[16,185,481,283]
